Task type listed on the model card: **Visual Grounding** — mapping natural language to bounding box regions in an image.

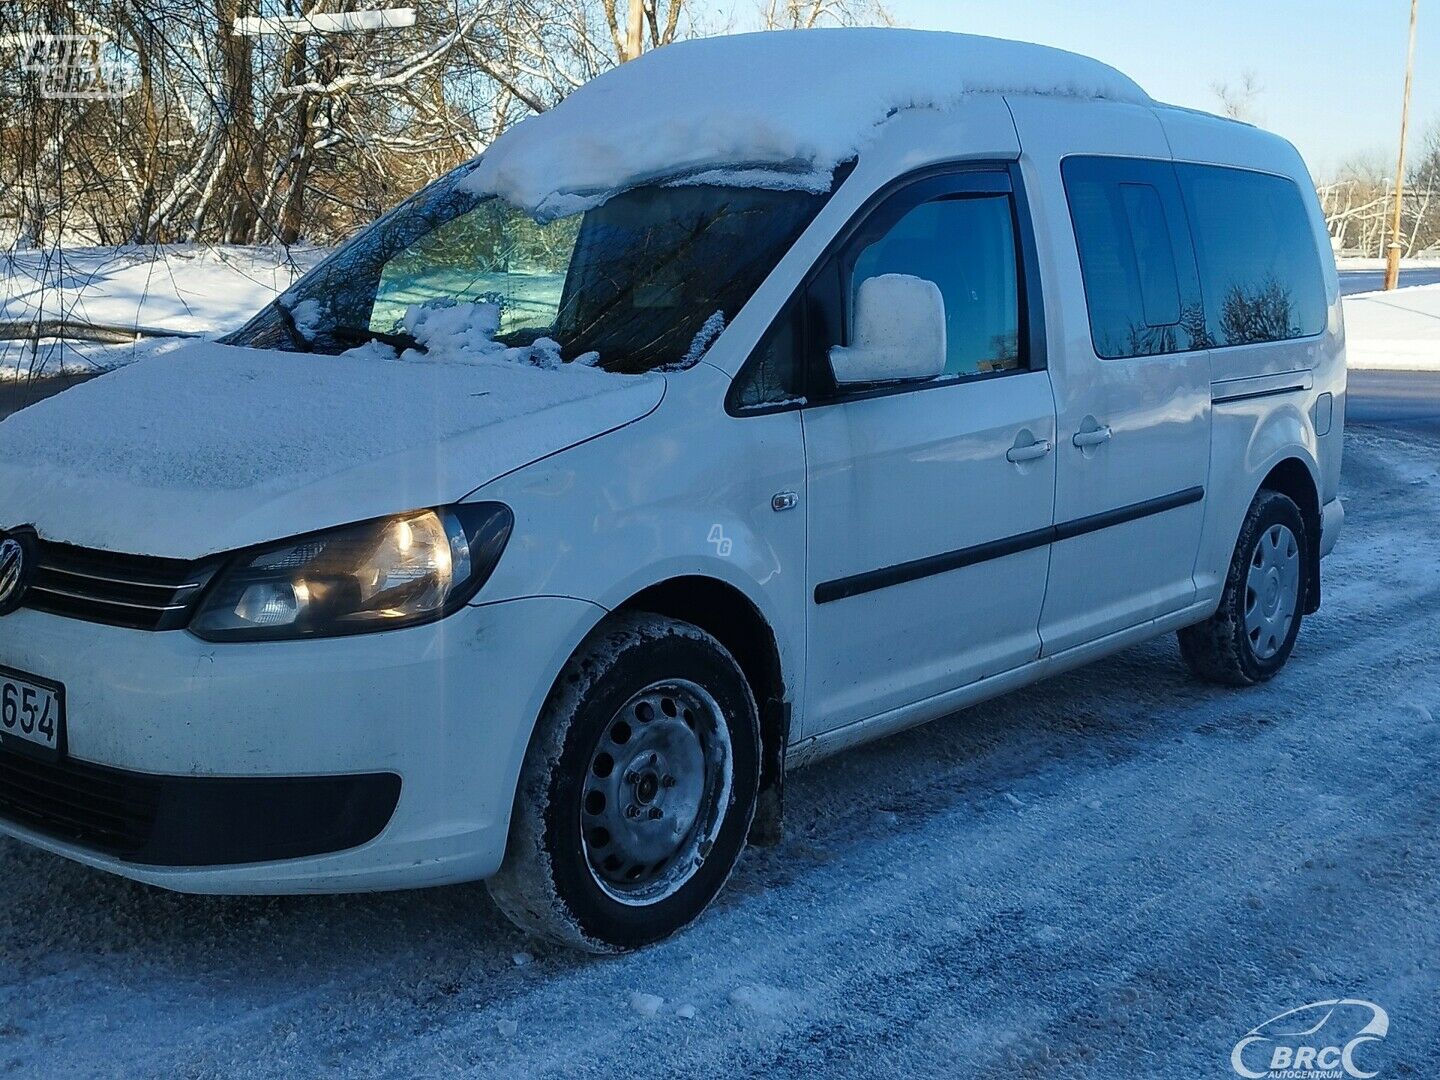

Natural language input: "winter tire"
[1179,489,1308,686]
[488,613,761,952]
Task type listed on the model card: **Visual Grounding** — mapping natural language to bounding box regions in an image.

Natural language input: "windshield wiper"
[272,297,312,353]
[329,325,427,354]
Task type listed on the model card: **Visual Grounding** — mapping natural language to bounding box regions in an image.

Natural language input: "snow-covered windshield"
[227,165,831,374]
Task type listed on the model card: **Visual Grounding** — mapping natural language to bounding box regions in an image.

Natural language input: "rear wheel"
[488,613,760,952]
[1179,490,1308,686]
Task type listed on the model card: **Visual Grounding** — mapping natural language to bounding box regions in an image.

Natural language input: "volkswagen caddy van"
[0,30,1344,951]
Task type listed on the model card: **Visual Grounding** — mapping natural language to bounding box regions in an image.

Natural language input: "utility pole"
[625,0,645,62]
[1386,0,1420,290]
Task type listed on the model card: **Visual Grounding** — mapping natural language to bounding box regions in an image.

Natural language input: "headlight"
[190,504,513,642]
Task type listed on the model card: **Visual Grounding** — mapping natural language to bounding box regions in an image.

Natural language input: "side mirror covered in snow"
[828,274,947,386]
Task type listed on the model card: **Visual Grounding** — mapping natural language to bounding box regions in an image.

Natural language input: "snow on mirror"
[829,273,948,385]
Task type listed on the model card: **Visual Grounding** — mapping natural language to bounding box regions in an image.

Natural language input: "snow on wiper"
[271,297,313,353]
[330,325,426,354]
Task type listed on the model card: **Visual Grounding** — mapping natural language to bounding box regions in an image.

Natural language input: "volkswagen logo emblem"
[0,531,35,616]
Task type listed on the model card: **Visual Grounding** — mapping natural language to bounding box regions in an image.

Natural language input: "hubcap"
[1244,523,1300,661]
[580,680,732,904]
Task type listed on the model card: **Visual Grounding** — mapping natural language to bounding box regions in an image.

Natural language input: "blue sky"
[868,0,1434,178]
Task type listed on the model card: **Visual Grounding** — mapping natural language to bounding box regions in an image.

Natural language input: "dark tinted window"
[1176,164,1327,347]
[1062,156,1204,359]
[731,298,803,409]
[228,172,830,375]
[848,194,1021,376]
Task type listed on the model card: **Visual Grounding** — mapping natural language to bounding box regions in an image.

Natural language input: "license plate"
[0,665,65,760]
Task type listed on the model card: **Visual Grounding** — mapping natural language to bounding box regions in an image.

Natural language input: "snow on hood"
[0,341,662,558]
[463,28,1152,218]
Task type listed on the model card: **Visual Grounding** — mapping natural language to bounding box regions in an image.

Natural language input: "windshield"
[226,165,832,375]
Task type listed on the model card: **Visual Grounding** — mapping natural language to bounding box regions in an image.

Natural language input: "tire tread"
[1178,489,1308,687]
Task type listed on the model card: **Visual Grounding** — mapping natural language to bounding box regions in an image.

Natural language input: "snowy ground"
[0,244,322,333]
[1344,283,1440,371]
[0,245,324,380]
[0,421,1436,1077]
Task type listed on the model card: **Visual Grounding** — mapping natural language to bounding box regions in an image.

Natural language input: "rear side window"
[1176,164,1327,347]
[1062,157,1204,359]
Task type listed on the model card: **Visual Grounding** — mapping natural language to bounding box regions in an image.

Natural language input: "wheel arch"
[1257,456,1322,615]
[615,575,791,846]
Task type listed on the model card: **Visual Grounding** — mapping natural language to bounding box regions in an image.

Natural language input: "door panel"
[796,166,1057,737]
[1007,97,1212,655]
[802,373,1056,731]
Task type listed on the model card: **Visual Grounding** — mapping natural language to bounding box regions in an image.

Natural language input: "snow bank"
[0,245,326,381]
[1336,256,1440,271]
[1342,283,1440,371]
[0,244,324,336]
[463,29,1151,218]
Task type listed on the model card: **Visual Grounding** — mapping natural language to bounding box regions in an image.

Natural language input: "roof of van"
[461,28,1154,219]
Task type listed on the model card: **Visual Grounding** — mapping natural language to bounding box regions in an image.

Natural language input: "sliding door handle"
[1006,439,1053,464]
[1072,425,1113,449]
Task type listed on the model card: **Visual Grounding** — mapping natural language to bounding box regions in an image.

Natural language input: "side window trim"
[725,160,1046,417]
[1117,181,1183,328]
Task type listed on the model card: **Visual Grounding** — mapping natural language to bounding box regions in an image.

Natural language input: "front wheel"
[1179,490,1308,686]
[488,613,760,952]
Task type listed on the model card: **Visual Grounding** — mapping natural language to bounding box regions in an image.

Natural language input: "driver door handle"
[1072,426,1113,448]
[1006,439,1053,463]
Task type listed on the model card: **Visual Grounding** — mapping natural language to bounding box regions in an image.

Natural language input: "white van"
[0,30,1343,951]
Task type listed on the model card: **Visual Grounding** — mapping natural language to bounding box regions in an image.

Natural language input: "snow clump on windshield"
[359,300,602,370]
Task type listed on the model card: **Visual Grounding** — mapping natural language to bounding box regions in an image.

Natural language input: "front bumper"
[0,594,603,893]
[0,751,400,865]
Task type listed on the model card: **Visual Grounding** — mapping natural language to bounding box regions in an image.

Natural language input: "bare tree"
[1211,69,1262,123]
[1318,154,1393,256]
[1399,121,1440,254]
[0,0,702,249]
[759,0,893,29]
[600,0,687,61]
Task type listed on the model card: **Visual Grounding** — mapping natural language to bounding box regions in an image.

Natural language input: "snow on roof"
[463,29,1152,218]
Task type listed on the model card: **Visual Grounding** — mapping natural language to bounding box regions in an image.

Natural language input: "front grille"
[0,750,160,857]
[23,540,217,631]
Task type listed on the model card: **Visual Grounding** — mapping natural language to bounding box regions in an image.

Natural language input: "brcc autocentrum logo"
[1232,999,1389,1079]
[17,34,140,99]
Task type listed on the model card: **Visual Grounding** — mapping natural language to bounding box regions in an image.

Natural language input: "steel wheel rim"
[580,679,733,905]
[1244,523,1300,661]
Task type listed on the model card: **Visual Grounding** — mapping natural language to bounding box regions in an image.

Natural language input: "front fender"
[467,362,809,721]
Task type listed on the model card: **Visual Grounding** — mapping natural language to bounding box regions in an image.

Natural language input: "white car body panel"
[1155,105,1347,600]
[0,595,602,891]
